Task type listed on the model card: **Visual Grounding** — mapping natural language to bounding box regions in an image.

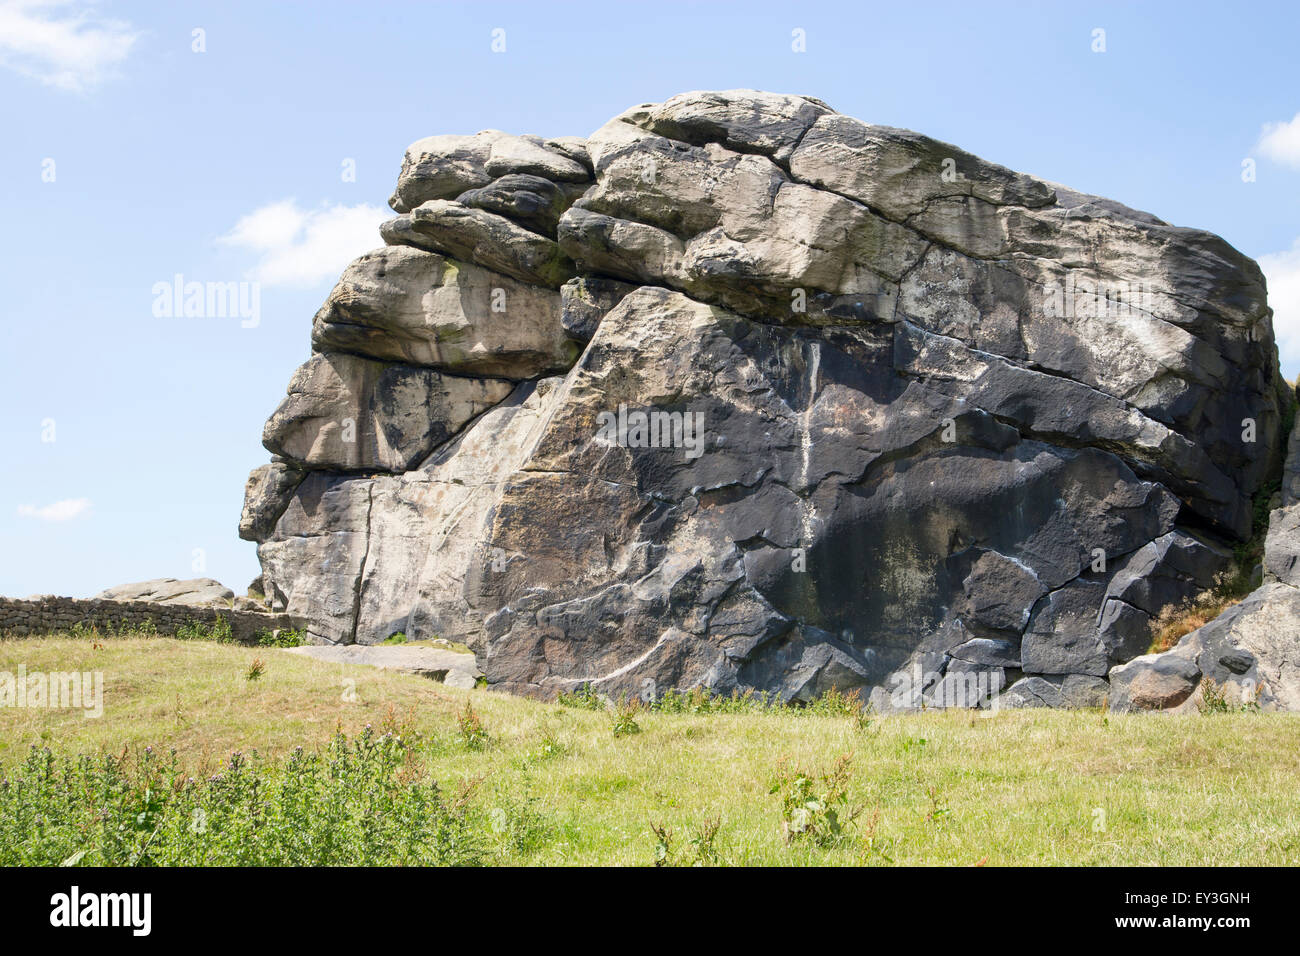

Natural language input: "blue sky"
[2,0,1299,598]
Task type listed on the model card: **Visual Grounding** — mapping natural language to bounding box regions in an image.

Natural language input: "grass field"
[2,635,1298,866]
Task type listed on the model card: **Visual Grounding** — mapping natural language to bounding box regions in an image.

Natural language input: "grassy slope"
[2,636,1298,866]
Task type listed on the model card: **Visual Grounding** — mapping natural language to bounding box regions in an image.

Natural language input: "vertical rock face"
[241,90,1291,708]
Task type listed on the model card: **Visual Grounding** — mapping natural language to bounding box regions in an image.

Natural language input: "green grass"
[2,634,1298,866]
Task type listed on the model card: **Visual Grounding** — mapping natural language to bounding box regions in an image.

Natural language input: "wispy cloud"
[17,497,92,521]
[219,200,388,287]
[1262,239,1300,372]
[0,1,138,92]
[1257,112,1300,169]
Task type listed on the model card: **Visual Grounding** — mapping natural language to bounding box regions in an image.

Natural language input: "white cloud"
[17,497,92,521]
[1257,112,1300,168]
[219,200,388,287]
[1262,239,1300,376]
[0,1,138,92]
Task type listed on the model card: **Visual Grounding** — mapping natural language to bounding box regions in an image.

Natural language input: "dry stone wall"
[0,597,304,646]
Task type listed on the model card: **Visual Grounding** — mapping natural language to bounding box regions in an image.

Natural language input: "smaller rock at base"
[1107,652,1201,712]
[443,670,478,690]
[1000,674,1109,709]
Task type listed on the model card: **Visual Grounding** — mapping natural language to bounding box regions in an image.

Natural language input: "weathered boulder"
[1107,652,1203,711]
[262,352,513,472]
[456,174,588,236]
[381,200,576,288]
[1001,674,1111,710]
[241,90,1293,708]
[239,461,304,542]
[94,578,235,607]
[640,89,834,162]
[389,130,590,214]
[310,245,578,378]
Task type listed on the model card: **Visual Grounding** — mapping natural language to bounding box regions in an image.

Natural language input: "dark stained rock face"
[240,90,1292,709]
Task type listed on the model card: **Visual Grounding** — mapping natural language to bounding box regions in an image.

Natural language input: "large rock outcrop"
[241,90,1292,709]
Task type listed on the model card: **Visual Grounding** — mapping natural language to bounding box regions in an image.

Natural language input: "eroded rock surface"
[241,90,1292,708]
